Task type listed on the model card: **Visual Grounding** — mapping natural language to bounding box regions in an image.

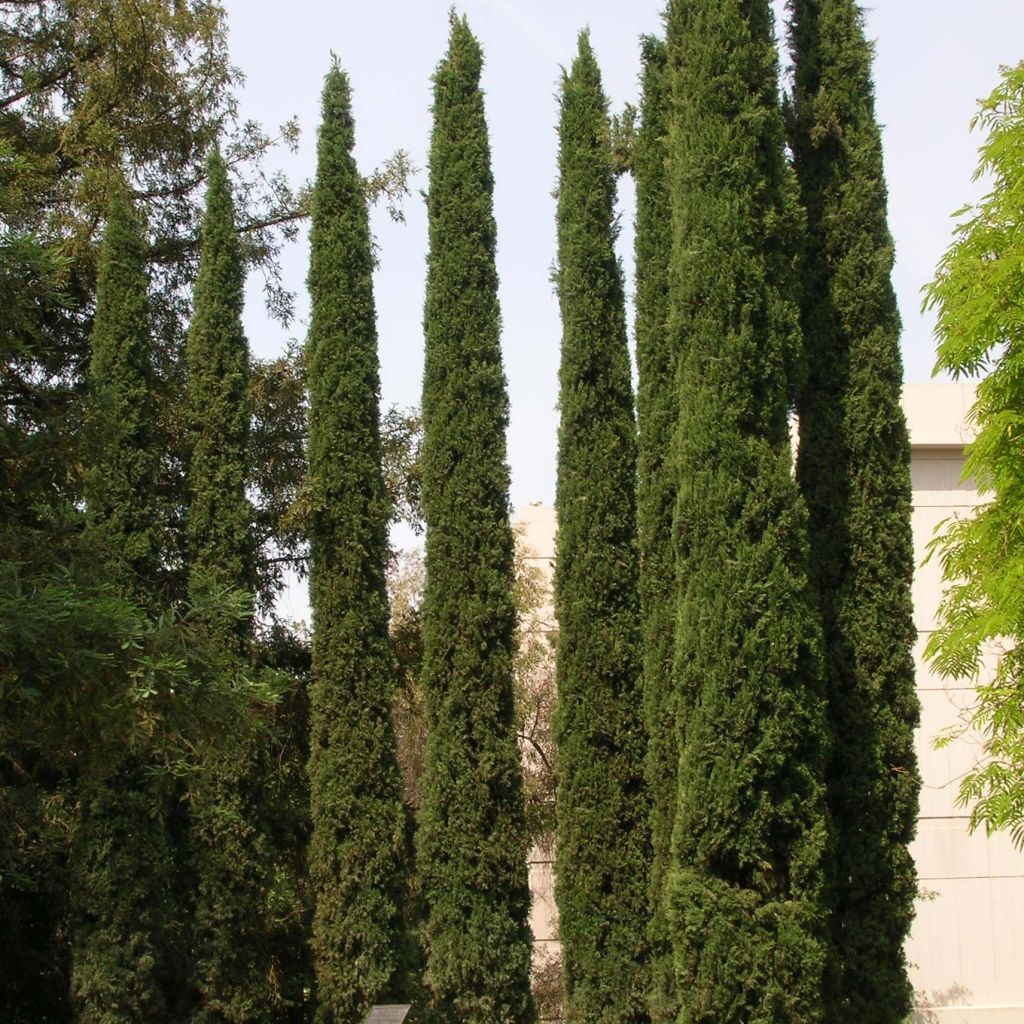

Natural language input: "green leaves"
[924,63,1024,848]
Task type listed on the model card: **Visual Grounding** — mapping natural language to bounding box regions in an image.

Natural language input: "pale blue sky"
[224,0,1024,513]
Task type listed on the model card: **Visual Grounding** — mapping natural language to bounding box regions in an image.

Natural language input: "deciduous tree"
[924,61,1024,848]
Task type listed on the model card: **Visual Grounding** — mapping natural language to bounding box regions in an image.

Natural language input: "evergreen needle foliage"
[70,775,175,1022]
[185,147,275,1022]
[416,15,534,1024]
[633,35,678,1024]
[664,3,830,1020]
[788,3,920,1020]
[305,62,408,1022]
[186,147,256,611]
[72,188,171,1022]
[553,32,650,1024]
[83,189,159,601]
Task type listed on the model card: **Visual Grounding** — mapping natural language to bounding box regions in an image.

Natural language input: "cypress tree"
[664,3,830,1021]
[83,189,159,601]
[416,16,534,1023]
[304,63,407,1022]
[553,32,649,1024]
[788,3,920,1020]
[186,147,255,610]
[633,35,677,1024]
[72,188,171,1022]
[185,147,274,1022]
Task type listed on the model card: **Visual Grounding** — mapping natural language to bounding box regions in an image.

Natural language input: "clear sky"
[224,0,1024,514]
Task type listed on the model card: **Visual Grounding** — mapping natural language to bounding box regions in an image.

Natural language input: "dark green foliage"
[788,3,920,1019]
[0,9,316,1018]
[190,727,276,1024]
[553,32,649,1024]
[185,147,276,1022]
[83,189,159,602]
[305,62,407,1023]
[186,147,255,610]
[664,2,830,1020]
[255,631,316,1024]
[0,758,73,1024]
[416,16,534,1024]
[70,768,175,1022]
[72,190,174,1022]
[0,190,77,1024]
[633,35,677,1024]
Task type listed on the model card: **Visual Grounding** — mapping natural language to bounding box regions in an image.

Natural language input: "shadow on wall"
[913,982,973,1023]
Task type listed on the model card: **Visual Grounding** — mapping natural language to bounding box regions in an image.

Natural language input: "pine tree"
[185,147,275,1022]
[553,32,649,1024]
[633,35,678,1024]
[788,3,920,1020]
[72,188,171,1022]
[304,63,407,1023]
[416,16,534,1024]
[664,2,830,1021]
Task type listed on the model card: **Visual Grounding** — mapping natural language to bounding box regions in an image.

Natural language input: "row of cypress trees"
[73,14,536,1022]
[73,2,919,1021]
[74,152,281,1021]
[306,14,537,1024]
[552,2,920,1023]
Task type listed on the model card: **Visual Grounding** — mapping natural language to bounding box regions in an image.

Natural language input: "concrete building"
[515,381,1022,1023]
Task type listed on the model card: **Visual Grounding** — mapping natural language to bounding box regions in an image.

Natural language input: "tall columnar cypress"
[664,2,830,1021]
[633,35,677,1024]
[185,147,274,1022]
[553,32,649,1024]
[83,190,159,601]
[305,63,407,1023]
[788,3,920,1020]
[417,16,534,1024]
[73,189,171,1022]
[186,147,255,608]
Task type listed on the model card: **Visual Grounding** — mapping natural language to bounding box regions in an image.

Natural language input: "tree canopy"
[924,61,1024,847]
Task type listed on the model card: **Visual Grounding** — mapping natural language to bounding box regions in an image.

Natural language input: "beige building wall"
[514,382,1023,1021]
[904,383,1024,1024]
[516,504,561,978]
